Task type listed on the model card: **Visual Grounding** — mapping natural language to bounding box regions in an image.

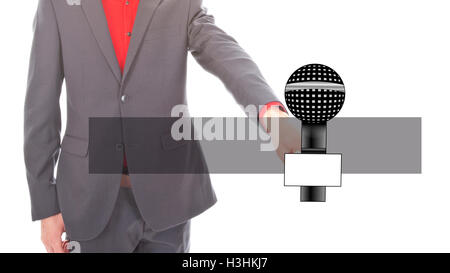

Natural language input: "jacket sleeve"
[24,0,64,221]
[187,0,281,113]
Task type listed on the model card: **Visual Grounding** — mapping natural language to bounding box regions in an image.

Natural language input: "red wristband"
[259,101,287,119]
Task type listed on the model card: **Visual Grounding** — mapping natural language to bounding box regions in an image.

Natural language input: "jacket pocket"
[60,134,89,157]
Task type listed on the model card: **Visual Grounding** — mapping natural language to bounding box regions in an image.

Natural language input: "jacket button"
[115,143,124,151]
[121,94,128,103]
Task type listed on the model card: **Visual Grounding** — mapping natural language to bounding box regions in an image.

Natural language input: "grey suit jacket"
[24,0,279,241]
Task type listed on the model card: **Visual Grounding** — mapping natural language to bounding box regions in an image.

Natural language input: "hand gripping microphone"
[284,64,345,202]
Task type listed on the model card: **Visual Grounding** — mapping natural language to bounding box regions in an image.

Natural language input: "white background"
[0,0,449,252]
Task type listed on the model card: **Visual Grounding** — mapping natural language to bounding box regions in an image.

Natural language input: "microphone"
[284,63,345,202]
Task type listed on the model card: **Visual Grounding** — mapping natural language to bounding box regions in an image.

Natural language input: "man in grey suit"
[24,0,300,253]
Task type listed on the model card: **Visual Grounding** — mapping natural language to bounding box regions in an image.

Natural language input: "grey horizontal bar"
[328,117,421,174]
[88,117,421,174]
[199,118,421,174]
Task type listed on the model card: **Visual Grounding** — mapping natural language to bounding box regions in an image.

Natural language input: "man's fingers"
[62,240,71,253]
[44,244,54,253]
[277,147,289,162]
[52,241,66,253]
[42,237,54,253]
[289,144,302,154]
[42,237,64,253]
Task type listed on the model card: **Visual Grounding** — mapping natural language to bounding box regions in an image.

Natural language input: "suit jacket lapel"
[81,0,122,84]
[122,0,163,85]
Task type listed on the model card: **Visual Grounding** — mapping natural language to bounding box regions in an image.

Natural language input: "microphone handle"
[300,123,327,202]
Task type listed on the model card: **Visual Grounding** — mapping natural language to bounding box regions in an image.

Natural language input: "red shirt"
[102,0,140,73]
[101,0,285,170]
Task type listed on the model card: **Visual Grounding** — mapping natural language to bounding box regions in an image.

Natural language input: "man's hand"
[41,213,67,253]
[261,108,302,162]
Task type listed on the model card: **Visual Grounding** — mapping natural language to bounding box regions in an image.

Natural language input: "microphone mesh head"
[284,64,345,124]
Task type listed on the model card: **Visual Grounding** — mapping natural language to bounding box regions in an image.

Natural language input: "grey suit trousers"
[67,187,190,253]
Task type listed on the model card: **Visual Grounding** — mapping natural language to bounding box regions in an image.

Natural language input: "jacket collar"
[81,0,163,85]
